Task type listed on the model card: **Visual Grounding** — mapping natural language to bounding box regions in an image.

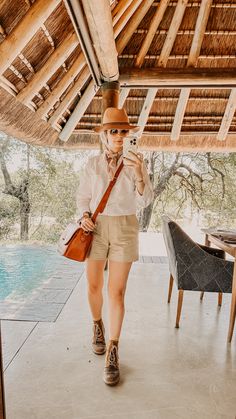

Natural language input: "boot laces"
[106,344,119,368]
[94,323,104,344]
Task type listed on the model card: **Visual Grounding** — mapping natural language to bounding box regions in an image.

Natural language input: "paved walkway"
[3,262,236,418]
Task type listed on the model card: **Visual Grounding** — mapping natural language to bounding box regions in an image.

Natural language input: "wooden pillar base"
[101,81,120,114]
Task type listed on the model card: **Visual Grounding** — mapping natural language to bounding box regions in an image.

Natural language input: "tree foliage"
[1,135,236,242]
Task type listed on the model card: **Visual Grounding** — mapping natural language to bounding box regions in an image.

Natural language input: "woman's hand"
[123,151,144,179]
[80,214,96,232]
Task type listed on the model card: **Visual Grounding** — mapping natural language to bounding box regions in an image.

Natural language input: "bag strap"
[91,161,124,223]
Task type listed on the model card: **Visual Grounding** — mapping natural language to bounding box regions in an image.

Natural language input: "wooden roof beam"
[112,0,133,25]
[36,52,86,119]
[171,88,190,140]
[59,80,98,142]
[158,0,188,67]
[137,88,158,137]
[37,0,131,121]
[113,0,143,38]
[119,89,130,107]
[48,66,90,127]
[116,0,155,54]
[0,0,61,76]
[16,32,78,104]
[81,0,119,81]
[55,2,155,142]
[135,0,170,68]
[119,68,236,88]
[187,0,213,67]
[217,89,236,141]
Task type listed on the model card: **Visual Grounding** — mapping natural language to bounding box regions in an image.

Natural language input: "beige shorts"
[87,214,139,262]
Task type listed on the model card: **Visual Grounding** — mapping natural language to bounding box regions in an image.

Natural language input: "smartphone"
[123,137,138,164]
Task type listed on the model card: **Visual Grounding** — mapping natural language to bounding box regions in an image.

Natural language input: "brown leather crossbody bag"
[58,162,124,262]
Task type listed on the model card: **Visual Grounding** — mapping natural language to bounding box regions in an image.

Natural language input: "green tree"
[0,137,30,240]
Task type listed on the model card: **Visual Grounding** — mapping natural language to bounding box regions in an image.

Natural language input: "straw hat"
[94,107,140,133]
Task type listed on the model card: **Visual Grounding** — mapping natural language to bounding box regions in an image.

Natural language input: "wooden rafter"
[81,0,119,81]
[171,88,190,141]
[48,67,90,127]
[9,64,27,84]
[0,80,17,98]
[16,32,78,104]
[113,0,143,38]
[137,88,158,137]
[135,0,170,68]
[119,89,130,107]
[217,89,236,141]
[41,23,55,48]
[119,68,236,88]
[18,53,35,73]
[0,24,6,38]
[187,0,213,67]
[116,0,155,54]
[0,76,18,94]
[112,0,133,25]
[158,0,188,67]
[36,52,86,119]
[57,1,155,141]
[59,79,97,141]
[0,0,61,76]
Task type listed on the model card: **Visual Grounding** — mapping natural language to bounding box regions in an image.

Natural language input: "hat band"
[102,122,131,128]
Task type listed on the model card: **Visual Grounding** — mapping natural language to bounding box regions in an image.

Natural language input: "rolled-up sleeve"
[76,163,92,219]
[136,161,154,209]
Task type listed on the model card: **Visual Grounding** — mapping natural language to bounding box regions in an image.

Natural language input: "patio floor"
[2,233,236,418]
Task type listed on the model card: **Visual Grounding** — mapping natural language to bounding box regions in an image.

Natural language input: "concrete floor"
[2,259,236,419]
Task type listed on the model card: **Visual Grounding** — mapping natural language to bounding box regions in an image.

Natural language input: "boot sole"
[92,347,106,355]
[103,377,120,386]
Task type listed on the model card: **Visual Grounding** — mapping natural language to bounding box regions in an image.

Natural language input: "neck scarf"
[100,132,123,180]
[104,149,123,180]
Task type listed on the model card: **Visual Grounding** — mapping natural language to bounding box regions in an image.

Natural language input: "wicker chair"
[162,216,233,328]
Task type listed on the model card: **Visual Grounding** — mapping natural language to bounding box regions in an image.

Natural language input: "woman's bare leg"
[107,260,132,340]
[86,259,107,321]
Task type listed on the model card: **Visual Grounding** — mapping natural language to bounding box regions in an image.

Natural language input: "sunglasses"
[109,129,129,135]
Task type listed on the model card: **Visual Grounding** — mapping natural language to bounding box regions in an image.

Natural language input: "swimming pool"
[0,245,68,300]
[0,244,84,321]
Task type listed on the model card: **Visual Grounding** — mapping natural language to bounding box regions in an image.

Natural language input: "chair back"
[162,216,198,285]
[161,216,178,282]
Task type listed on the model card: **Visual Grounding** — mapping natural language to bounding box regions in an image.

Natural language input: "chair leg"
[218,292,223,307]
[167,274,174,303]
[228,293,236,343]
[175,290,184,328]
[200,291,204,301]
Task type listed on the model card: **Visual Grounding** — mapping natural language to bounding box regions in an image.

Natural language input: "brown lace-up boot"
[92,319,106,355]
[103,340,120,386]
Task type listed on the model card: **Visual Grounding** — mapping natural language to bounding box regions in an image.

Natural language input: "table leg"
[228,260,236,343]
[205,234,210,247]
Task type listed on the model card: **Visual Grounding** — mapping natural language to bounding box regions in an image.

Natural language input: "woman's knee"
[108,287,126,303]
[88,282,103,295]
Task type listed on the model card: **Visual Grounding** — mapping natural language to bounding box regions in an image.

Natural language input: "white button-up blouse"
[76,152,154,219]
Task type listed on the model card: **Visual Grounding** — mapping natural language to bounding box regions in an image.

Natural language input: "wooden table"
[204,230,236,343]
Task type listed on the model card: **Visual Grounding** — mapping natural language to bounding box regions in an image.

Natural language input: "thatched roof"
[0,0,236,151]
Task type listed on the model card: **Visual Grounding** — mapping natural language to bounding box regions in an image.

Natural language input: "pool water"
[0,245,64,300]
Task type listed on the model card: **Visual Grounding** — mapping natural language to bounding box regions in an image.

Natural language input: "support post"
[101,81,120,115]
[101,81,120,270]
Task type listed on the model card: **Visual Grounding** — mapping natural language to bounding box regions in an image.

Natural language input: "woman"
[76,107,154,386]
